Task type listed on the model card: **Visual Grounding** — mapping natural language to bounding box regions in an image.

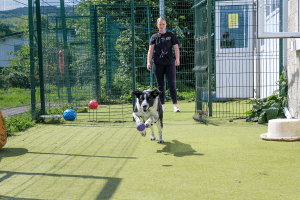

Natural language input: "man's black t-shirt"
[150,32,179,65]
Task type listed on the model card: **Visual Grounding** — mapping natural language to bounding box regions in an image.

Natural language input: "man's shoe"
[173,105,180,112]
[162,105,166,112]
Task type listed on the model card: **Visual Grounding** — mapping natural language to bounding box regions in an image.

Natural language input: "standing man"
[147,18,180,112]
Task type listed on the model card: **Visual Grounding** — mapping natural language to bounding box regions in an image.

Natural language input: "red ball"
[88,100,98,109]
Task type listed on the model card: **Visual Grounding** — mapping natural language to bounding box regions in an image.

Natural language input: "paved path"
[1,103,61,117]
[1,106,31,117]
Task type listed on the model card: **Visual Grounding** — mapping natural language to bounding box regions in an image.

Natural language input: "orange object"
[59,49,65,73]
[0,110,7,148]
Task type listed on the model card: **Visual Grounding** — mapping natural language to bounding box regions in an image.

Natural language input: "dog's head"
[131,89,161,112]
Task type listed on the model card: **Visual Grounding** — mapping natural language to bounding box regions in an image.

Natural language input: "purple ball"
[136,122,145,131]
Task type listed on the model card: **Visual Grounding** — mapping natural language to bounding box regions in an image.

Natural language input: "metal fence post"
[60,0,72,103]
[55,17,61,99]
[35,0,45,115]
[207,0,212,116]
[131,0,136,110]
[279,0,283,77]
[90,5,101,102]
[29,0,36,120]
[147,5,153,88]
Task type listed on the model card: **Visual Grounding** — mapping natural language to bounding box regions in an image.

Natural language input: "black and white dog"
[131,89,164,143]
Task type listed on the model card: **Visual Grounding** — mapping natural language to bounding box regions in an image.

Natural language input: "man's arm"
[174,44,180,66]
[147,44,155,71]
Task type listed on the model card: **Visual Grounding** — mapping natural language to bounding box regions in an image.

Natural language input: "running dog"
[131,89,164,143]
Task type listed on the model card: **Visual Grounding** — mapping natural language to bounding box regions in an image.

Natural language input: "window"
[219,5,249,48]
[14,44,22,52]
[257,0,300,38]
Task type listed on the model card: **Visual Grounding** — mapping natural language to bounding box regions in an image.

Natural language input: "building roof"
[0,32,24,40]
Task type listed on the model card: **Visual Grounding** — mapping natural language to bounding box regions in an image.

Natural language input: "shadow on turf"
[0,194,43,200]
[28,151,137,159]
[0,170,122,199]
[156,140,204,157]
[0,148,28,162]
[0,149,123,199]
[0,195,42,200]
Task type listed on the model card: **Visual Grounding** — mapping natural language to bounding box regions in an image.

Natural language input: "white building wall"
[0,34,28,68]
[287,0,300,118]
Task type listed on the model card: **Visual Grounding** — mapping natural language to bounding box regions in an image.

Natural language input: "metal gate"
[193,0,281,119]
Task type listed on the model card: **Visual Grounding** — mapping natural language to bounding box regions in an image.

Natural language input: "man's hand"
[175,59,180,66]
[147,63,151,71]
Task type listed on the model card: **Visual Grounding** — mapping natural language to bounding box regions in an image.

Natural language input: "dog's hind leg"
[156,119,164,143]
[149,124,156,141]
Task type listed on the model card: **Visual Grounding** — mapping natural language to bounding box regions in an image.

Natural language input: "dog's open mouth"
[143,108,148,112]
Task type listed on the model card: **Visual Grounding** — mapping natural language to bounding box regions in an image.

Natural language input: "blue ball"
[136,122,145,131]
[63,109,76,121]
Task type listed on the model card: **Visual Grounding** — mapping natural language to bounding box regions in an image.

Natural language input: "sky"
[0,0,77,11]
[0,0,28,11]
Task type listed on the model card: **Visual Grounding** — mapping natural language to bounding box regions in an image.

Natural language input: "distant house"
[0,32,28,68]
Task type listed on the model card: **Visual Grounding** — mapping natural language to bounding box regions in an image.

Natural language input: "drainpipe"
[160,0,165,18]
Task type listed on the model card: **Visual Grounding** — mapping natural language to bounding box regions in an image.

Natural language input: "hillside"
[0,6,76,30]
[0,6,76,19]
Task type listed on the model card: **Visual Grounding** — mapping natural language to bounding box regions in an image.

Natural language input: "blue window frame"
[219,5,248,48]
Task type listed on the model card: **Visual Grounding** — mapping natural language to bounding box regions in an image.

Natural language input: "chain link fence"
[1,0,195,122]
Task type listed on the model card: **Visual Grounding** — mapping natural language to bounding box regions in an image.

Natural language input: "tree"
[0,23,13,36]
[1,19,39,87]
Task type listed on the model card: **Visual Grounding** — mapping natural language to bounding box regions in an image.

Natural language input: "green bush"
[246,67,288,124]
[245,95,286,124]
[0,75,8,89]
[7,72,30,89]
[165,89,195,102]
[4,113,35,136]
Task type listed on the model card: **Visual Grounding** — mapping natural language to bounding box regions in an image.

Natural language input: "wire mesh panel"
[37,2,153,122]
[0,0,38,121]
[193,0,211,120]
[38,0,196,123]
[214,0,255,118]
[162,1,195,93]
[194,0,282,119]
[92,4,151,101]
[1,0,200,123]
[1,0,287,122]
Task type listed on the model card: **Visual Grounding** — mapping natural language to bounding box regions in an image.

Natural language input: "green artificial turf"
[0,101,299,199]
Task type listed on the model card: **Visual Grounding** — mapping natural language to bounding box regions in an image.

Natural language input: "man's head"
[157,18,167,33]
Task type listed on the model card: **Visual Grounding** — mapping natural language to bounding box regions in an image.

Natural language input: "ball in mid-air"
[63,109,76,121]
[136,122,145,131]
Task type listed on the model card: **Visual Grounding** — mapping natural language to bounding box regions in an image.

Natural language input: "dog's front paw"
[140,130,146,137]
[144,120,153,128]
[150,135,156,141]
[157,139,164,143]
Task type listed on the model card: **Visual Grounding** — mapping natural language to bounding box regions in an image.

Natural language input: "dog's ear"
[131,91,142,97]
[151,89,161,97]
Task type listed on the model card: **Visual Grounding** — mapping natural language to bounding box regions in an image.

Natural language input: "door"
[258,1,280,98]
[215,0,254,98]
